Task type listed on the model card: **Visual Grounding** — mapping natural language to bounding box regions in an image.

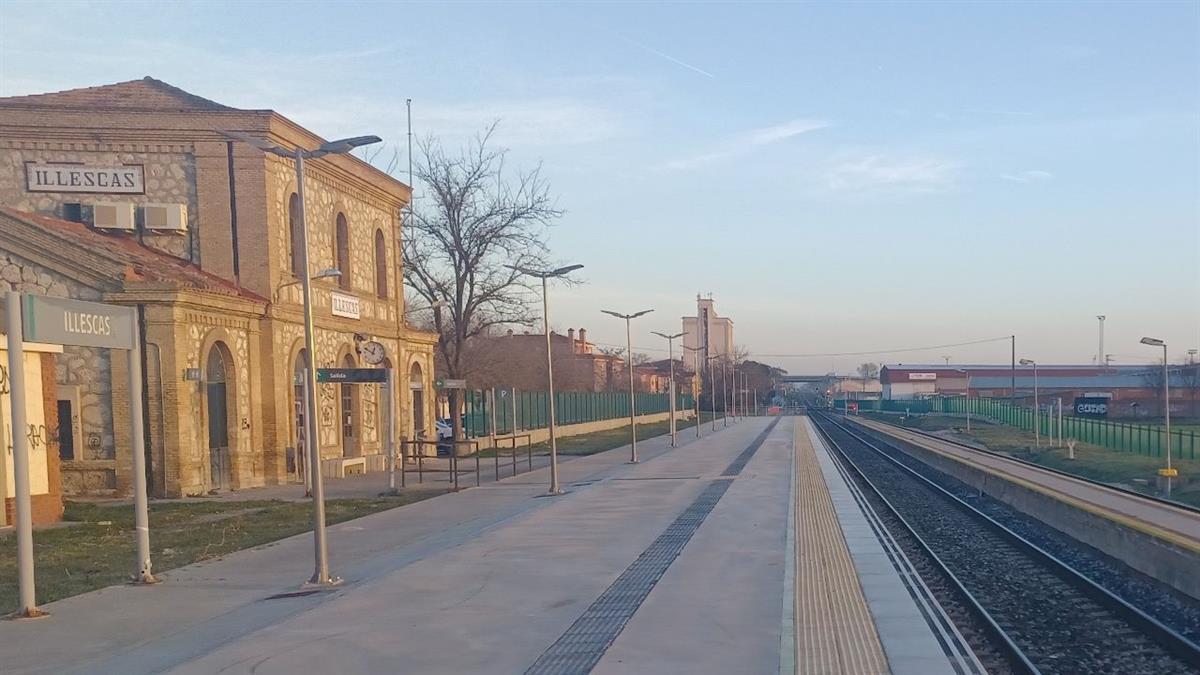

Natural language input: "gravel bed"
[850,422,1200,645]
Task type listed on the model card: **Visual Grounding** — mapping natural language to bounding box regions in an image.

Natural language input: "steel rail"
[814,412,1200,671]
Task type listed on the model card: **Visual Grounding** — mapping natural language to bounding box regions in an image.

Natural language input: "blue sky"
[2,1,1197,373]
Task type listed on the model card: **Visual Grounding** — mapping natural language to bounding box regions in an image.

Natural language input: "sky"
[1,1,1197,374]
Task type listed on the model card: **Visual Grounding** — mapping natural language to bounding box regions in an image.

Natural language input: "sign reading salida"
[26,163,145,194]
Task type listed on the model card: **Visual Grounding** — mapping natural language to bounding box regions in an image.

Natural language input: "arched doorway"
[340,353,359,457]
[291,348,308,481]
[410,361,425,439]
[205,343,232,491]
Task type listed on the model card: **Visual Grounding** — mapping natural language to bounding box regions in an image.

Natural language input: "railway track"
[854,414,1200,516]
[810,412,1200,675]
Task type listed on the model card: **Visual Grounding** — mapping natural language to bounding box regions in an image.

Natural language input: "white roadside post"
[602,308,654,463]
[652,331,685,447]
[507,264,583,495]
[5,292,38,616]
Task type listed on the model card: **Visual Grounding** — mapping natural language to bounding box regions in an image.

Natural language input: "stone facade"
[0,142,198,260]
[0,78,438,498]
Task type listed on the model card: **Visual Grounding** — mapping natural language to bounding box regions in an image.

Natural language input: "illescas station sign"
[21,295,136,349]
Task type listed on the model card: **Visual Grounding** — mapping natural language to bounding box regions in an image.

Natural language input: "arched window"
[288,193,304,277]
[374,229,388,299]
[205,343,232,490]
[335,212,351,290]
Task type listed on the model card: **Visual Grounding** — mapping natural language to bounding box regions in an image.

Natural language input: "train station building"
[0,77,437,498]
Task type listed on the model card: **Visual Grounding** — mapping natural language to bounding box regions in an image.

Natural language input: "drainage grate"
[524,480,733,675]
[721,418,781,476]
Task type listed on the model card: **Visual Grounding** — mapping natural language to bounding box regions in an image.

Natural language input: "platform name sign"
[317,368,388,383]
[1074,396,1109,419]
[21,295,136,349]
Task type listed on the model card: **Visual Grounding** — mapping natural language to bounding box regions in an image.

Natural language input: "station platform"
[0,416,977,675]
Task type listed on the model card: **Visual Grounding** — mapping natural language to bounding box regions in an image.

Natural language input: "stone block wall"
[0,141,199,262]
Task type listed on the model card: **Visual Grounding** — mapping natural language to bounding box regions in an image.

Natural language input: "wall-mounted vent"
[92,202,135,231]
[143,203,187,233]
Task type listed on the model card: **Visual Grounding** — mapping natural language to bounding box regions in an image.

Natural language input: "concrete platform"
[799,417,983,675]
[0,416,980,674]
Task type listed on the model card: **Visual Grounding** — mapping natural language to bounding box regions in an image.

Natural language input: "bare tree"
[857,362,880,380]
[403,123,563,438]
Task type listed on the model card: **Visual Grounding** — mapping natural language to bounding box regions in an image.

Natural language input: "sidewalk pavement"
[1,417,775,675]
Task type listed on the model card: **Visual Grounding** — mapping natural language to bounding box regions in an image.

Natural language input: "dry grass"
[0,493,440,613]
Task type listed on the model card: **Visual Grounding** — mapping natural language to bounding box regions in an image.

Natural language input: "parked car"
[435,418,454,440]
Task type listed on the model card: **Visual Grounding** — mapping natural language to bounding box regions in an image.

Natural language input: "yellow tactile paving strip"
[794,420,891,675]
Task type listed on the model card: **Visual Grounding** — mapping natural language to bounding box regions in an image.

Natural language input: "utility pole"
[1097,315,1106,369]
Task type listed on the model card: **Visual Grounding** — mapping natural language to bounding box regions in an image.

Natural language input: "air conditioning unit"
[142,203,187,233]
[92,202,135,231]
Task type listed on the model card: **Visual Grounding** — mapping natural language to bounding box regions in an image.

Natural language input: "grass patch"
[865,412,1200,508]
[0,492,440,613]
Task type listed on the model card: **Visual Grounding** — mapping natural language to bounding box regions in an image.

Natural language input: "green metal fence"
[460,390,695,439]
[843,397,1198,460]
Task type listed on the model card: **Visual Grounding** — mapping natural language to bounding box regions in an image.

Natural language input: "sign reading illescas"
[25,162,145,194]
[21,295,136,350]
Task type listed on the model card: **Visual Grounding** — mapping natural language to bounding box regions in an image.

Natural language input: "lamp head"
[1019,358,1035,366]
[318,135,383,154]
[1140,337,1165,347]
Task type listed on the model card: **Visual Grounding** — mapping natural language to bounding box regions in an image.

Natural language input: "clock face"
[360,340,386,365]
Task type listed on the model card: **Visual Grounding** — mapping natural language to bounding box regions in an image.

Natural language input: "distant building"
[682,295,734,364]
[639,358,694,395]
[879,364,1198,417]
[463,327,629,393]
[827,376,883,401]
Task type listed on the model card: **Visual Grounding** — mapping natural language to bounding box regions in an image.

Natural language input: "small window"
[335,213,351,290]
[63,203,84,223]
[288,193,303,277]
[374,229,388,299]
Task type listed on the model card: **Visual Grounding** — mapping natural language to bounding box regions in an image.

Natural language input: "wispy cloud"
[662,118,829,170]
[963,108,1035,117]
[826,154,963,193]
[1001,169,1054,183]
[619,35,714,78]
[289,96,626,149]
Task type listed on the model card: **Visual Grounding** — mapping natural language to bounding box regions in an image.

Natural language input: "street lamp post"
[602,309,654,462]
[721,358,730,427]
[507,264,583,494]
[224,130,381,586]
[954,368,972,433]
[652,331,685,447]
[683,345,703,438]
[706,355,720,431]
[1140,337,1176,495]
[1019,359,1039,448]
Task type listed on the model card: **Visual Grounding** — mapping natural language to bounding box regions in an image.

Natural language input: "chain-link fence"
[460,389,695,438]
[837,397,1197,460]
